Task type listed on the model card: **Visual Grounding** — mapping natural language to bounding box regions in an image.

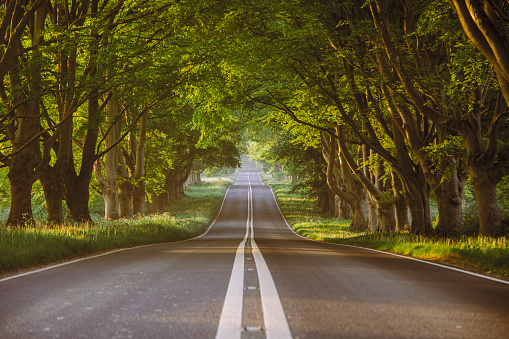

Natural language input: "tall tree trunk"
[373,2,467,235]
[39,2,86,225]
[63,1,100,224]
[460,93,503,236]
[118,153,133,218]
[64,93,100,224]
[40,167,65,224]
[322,134,369,231]
[65,173,93,223]
[35,4,67,224]
[158,191,170,211]
[147,193,159,214]
[391,114,434,235]
[433,161,467,236]
[94,93,120,220]
[392,171,409,232]
[385,87,464,235]
[5,5,46,226]
[6,98,41,227]
[429,126,467,237]
[469,163,501,236]
[7,169,36,226]
[118,180,133,218]
[131,108,148,215]
[133,181,146,215]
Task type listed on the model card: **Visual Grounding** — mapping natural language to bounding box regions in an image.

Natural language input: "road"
[1,168,508,338]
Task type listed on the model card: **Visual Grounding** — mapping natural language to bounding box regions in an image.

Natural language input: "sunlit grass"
[271,183,509,278]
[0,179,231,275]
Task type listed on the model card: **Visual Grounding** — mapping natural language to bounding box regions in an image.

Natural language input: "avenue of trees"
[222,0,509,237]
[1,0,509,238]
[0,0,240,226]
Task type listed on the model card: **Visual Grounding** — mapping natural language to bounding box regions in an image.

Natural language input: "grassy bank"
[271,183,509,279]
[0,179,231,275]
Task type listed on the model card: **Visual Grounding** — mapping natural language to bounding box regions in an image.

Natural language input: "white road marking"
[267,185,509,286]
[216,176,251,339]
[216,172,292,339]
[248,183,292,339]
[0,186,233,284]
[215,235,247,339]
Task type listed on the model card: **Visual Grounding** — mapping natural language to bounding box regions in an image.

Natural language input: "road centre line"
[248,184,292,339]
[215,233,247,339]
[215,178,250,339]
[216,174,292,339]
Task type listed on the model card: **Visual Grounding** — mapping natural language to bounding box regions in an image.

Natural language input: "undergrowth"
[271,183,509,279]
[0,179,231,275]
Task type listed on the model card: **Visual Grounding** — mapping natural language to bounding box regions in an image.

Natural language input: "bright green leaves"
[421,136,467,179]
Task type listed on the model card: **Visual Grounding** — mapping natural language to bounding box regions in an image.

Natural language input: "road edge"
[0,185,232,283]
[267,185,509,286]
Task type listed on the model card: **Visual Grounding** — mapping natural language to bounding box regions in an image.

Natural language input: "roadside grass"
[271,183,509,279]
[0,179,231,275]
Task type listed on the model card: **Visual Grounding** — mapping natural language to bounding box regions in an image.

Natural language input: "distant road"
[1,168,508,338]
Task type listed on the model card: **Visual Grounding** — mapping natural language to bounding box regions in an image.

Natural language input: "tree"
[449,0,509,236]
[94,94,121,220]
[0,0,47,226]
[371,0,508,236]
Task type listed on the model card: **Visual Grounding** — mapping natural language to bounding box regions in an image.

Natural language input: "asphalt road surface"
[1,168,509,338]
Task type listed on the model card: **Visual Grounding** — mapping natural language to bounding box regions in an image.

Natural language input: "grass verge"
[0,179,231,276]
[271,183,509,279]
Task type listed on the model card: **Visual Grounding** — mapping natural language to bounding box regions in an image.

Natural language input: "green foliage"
[196,140,241,171]
[421,136,466,178]
[497,175,509,212]
[0,0,508,238]
[0,179,230,275]
[273,181,509,278]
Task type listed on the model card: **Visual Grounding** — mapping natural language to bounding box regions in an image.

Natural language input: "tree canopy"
[0,0,508,237]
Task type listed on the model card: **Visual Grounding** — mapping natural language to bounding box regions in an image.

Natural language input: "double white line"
[215,179,292,339]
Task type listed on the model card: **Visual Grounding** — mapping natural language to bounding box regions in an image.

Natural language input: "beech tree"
[0,0,47,226]
[449,0,509,235]
[0,0,234,224]
[370,0,509,236]
[1,0,508,237]
[213,0,508,236]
